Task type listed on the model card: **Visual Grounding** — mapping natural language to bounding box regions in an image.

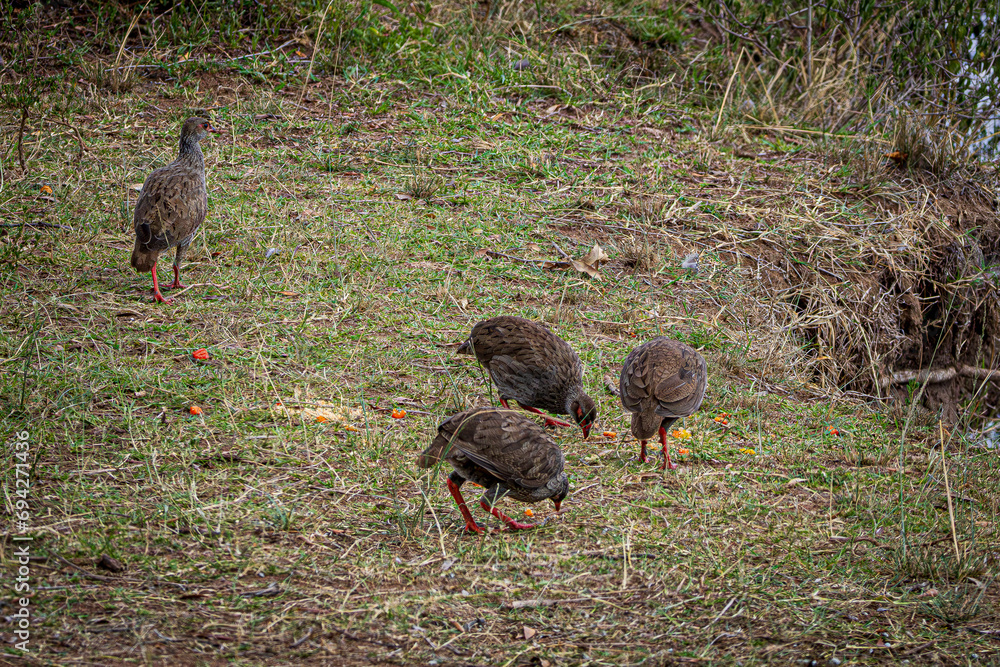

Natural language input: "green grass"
[1,2,998,665]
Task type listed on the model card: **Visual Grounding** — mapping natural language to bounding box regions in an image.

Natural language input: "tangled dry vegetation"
[1,1,999,665]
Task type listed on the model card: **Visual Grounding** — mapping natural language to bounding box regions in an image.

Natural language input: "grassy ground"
[2,2,999,665]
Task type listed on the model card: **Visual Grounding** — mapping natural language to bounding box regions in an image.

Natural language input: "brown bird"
[130,117,216,303]
[457,316,597,438]
[620,337,707,470]
[417,408,569,534]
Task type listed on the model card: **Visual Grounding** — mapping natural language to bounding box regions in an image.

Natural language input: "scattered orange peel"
[602,430,617,438]
[678,447,691,455]
[189,405,203,415]
[738,447,756,455]
[192,348,209,360]
[672,428,692,439]
[391,408,406,419]
[40,185,52,194]
[316,415,328,423]
[826,426,841,436]
[524,508,534,517]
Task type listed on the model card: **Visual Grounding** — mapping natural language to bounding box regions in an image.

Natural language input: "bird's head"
[181,117,217,144]
[569,395,597,439]
[549,473,570,512]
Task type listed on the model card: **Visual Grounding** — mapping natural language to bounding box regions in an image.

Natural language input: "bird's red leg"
[520,405,573,428]
[446,477,484,534]
[480,500,536,530]
[150,262,172,304]
[166,264,185,290]
[659,426,677,470]
[499,398,511,409]
[639,440,648,463]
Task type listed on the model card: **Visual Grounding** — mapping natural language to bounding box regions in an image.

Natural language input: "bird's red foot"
[463,521,485,535]
[152,291,173,304]
[481,501,537,530]
[504,521,537,531]
[165,279,186,290]
[522,405,572,428]
[662,458,678,470]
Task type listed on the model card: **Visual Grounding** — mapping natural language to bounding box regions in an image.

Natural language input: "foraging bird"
[130,117,216,303]
[620,337,707,470]
[457,316,597,438]
[417,408,569,534]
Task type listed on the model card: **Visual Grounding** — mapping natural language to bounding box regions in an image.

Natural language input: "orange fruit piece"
[189,405,202,415]
[391,409,406,419]
[40,185,53,194]
[602,431,617,438]
[316,415,328,423]
[678,448,691,455]
[524,508,534,517]
[192,348,209,360]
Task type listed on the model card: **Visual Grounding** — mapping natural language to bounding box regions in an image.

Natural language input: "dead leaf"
[886,150,908,165]
[786,478,808,487]
[130,183,144,191]
[279,291,299,297]
[474,248,490,258]
[543,243,608,279]
[522,626,536,640]
[395,193,413,201]
[526,243,540,252]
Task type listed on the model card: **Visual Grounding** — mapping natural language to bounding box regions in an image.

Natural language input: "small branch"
[53,554,116,582]
[0,221,72,230]
[18,107,28,171]
[47,118,86,162]
[290,628,313,647]
[879,364,1000,388]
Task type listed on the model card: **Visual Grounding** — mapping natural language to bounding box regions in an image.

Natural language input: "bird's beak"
[552,499,561,512]
[582,424,591,440]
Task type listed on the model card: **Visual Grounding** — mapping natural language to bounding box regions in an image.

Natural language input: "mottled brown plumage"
[620,337,707,470]
[130,117,215,303]
[417,408,569,533]
[457,316,597,438]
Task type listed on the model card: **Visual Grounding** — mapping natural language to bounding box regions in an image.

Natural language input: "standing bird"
[417,408,569,534]
[457,316,597,438]
[130,117,216,303]
[620,337,707,470]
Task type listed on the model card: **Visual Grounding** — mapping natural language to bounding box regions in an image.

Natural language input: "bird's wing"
[133,163,207,250]
[452,409,561,489]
